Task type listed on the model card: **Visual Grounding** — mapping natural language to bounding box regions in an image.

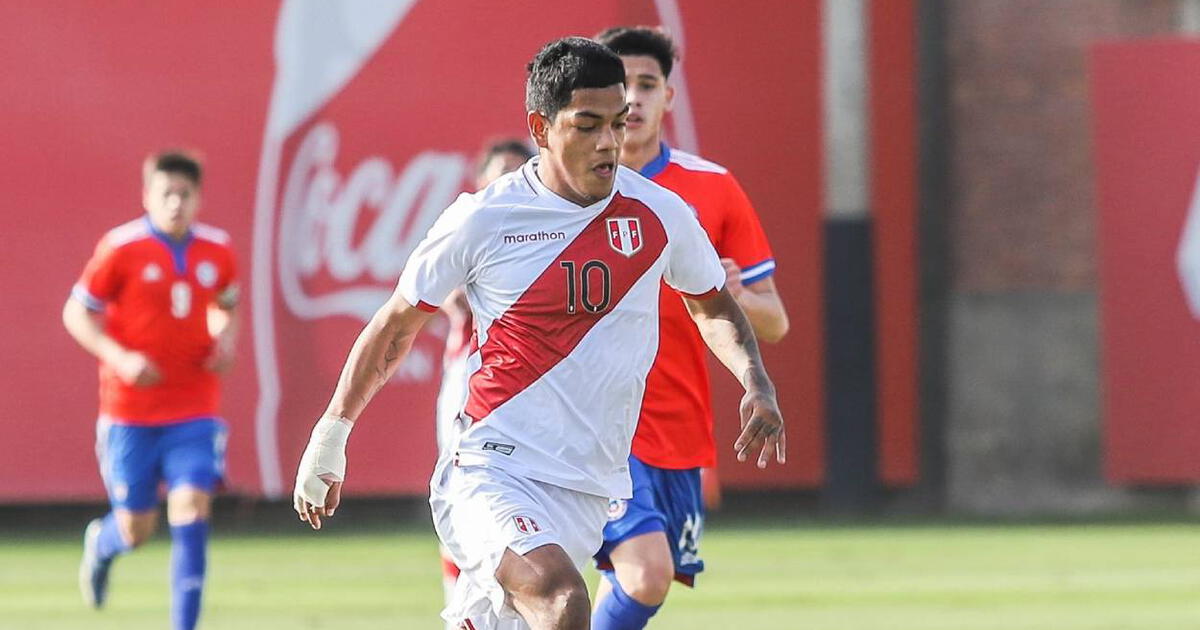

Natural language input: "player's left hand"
[720,258,746,298]
[204,335,236,373]
[734,390,786,469]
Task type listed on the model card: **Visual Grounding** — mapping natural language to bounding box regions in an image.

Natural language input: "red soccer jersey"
[72,218,238,425]
[633,145,776,469]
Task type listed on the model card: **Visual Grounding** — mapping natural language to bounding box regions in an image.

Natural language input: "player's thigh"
[160,418,227,496]
[496,543,587,604]
[95,418,162,513]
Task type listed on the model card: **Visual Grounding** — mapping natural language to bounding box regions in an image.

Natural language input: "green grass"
[2,518,1199,629]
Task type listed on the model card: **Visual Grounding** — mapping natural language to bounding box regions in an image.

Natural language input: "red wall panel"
[1093,40,1200,482]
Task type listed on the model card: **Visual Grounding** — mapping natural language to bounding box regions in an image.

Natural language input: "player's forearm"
[62,299,127,366]
[734,290,790,344]
[687,290,775,396]
[323,298,425,423]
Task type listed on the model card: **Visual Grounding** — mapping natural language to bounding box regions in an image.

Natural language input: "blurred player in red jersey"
[590,27,790,629]
[63,151,238,630]
[435,138,535,625]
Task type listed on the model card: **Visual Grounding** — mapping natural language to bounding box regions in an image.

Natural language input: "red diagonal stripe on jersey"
[465,194,667,422]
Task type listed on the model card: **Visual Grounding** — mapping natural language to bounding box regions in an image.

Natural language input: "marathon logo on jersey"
[607,217,643,257]
[513,515,542,535]
[502,230,566,245]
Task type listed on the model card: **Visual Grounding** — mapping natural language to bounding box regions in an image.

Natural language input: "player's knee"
[118,514,157,548]
[530,570,590,626]
[617,557,674,606]
[504,552,590,625]
[166,488,212,525]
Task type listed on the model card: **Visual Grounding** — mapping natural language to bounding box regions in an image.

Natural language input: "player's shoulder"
[617,166,691,217]
[96,218,153,254]
[451,166,539,226]
[667,148,729,176]
[472,166,538,209]
[192,222,232,247]
[665,149,746,197]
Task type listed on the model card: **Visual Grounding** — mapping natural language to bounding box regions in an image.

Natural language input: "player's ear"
[665,84,676,113]
[528,111,551,150]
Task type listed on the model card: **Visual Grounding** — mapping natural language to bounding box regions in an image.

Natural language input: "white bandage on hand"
[294,415,352,507]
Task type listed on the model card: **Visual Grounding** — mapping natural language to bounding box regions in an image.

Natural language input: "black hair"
[525,36,625,120]
[595,26,677,79]
[144,149,202,185]
[476,138,535,177]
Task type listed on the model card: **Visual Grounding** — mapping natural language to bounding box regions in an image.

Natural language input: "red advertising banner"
[0,0,823,501]
[1093,40,1200,482]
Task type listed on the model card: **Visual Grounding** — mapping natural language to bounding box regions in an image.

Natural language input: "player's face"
[475,150,528,190]
[143,171,200,238]
[535,84,628,205]
[620,55,674,150]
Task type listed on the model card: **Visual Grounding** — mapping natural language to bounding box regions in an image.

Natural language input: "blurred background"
[2,1,1199,628]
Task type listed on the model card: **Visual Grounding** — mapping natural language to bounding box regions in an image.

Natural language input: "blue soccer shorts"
[594,454,705,586]
[95,416,228,512]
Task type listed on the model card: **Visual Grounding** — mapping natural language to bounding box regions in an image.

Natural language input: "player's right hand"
[734,390,786,469]
[113,351,161,387]
[293,415,352,530]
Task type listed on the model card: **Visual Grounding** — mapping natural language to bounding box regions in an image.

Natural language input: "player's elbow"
[62,298,86,336]
[756,311,790,344]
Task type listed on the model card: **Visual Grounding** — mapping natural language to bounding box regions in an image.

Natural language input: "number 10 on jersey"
[560,260,612,314]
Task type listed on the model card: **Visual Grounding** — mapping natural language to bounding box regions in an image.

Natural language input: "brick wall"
[937,0,1185,513]
[947,0,1177,292]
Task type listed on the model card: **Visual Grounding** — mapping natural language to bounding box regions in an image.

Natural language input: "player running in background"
[64,151,238,630]
[591,26,790,630]
[435,138,535,621]
[293,37,784,630]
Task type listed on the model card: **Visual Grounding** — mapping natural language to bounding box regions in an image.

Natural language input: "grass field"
[2,514,1198,629]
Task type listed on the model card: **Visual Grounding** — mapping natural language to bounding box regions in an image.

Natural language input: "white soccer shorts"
[429,457,607,629]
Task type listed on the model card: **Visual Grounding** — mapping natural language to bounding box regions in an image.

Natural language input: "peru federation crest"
[607,217,643,257]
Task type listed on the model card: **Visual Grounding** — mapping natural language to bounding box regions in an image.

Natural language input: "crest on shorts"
[606,217,642,257]
[513,515,541,535]
[607,499,627,521]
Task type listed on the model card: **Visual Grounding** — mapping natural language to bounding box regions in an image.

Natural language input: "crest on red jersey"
[606,217,643,257]
[513,515,541,535]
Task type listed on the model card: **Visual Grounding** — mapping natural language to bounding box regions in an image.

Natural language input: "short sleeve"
[664,201,726,299]
[215,247,239,309]
[717,175,776,285]
[397,194,479,312]
[71,238,121,311]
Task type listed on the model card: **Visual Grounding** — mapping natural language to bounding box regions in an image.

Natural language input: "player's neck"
[620,135,664,173]
[535,158,601,208]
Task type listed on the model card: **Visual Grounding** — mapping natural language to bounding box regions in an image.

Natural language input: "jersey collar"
[144,216,193,275]
[523,157,618,211]
[638,142,671,179]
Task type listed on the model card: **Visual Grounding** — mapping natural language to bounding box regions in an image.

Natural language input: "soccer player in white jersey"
[292,37,784,630]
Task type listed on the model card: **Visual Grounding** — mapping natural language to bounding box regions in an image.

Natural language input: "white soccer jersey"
[398,159,725,498]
